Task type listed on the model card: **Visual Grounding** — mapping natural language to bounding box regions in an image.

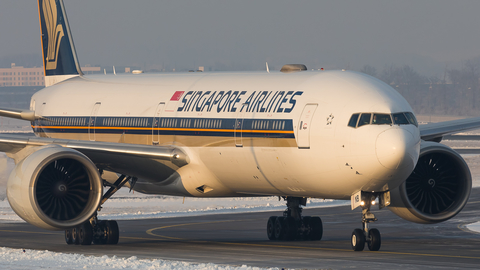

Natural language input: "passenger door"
[297,103,318,149]
[88,102,101,141]
[152,102,165,145]
[235,110,245,147]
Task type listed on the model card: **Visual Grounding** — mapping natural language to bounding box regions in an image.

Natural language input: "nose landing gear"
[351,193,381,251]
[266,197,323,241]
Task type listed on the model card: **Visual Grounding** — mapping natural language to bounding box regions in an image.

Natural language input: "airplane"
[0,0,476,252]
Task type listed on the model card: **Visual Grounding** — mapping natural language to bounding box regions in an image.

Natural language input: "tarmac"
[1,188,480,269]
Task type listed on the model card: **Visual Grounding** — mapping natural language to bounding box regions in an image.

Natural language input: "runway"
[1,189,480,269]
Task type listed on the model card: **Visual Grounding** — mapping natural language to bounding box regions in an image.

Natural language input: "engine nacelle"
[7,145,103,230]
[388,141,471,224]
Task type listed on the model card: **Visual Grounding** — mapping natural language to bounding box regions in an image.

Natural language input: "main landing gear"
[266,197,323,241]
[351,193,381,251]
[64,175,137,245]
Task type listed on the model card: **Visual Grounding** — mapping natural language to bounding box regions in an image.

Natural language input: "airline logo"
[176,90,303,113]
[42,0,65,70]
[170,91,185,101]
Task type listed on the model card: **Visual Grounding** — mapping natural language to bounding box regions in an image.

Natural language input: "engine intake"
[388,141,471,224]
[7,145,102,230]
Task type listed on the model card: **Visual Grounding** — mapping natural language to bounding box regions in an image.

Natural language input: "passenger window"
[392,113,409,125]
[348,114,360,128]
[372,114,392,125]
[358,113,371,127]
[405,112,418,127]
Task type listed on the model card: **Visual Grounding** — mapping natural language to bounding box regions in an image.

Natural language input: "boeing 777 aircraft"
[0,0,477,252]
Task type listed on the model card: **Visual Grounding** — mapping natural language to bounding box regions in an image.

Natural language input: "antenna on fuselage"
[266,62,270,73]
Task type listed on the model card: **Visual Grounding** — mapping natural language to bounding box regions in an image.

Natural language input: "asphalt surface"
[1,189,480,269]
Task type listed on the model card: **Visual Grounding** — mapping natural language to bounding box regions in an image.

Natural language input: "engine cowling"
[7,145,103,230]
[388,141,471,224]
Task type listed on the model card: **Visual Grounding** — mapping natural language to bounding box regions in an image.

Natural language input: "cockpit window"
[348,112,417,128]
[392,113,409,125]
[404,112,418,127]
[358,113,371,127]
[372,114,392,125]
[348,113,360,128]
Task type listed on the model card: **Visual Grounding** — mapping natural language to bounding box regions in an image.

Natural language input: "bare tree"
[360,65,377,78]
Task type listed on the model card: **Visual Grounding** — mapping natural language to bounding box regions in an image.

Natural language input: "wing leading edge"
[0,134,189,183]
[420,116,480,141]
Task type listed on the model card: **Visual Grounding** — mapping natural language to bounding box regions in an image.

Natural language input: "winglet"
[38,0,83,87]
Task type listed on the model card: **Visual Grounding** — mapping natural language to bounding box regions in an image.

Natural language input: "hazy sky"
[1,0,480,74]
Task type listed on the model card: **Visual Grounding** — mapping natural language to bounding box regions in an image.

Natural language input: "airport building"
[0,63,44,87]
[0,63,101,87]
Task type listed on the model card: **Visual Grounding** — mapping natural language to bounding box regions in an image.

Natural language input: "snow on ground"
[467,222,480,234]
[0,247,273,270]
[0,118,32,133]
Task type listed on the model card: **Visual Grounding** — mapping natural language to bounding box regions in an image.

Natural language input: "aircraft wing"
[420,116,480,141]
[0,133,189,182]
[0,107,37,121]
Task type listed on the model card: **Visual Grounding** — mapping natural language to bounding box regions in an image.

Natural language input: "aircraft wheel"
[105,220,119,245]
[93,221,107,245]
[308,217,323,241]
[351,228,365,251]
[283,217,297,241]
[72,227,80,245]
[65,229,74,245]
[267,216,277,240]
[367,228,381,251]
[78,222,93,245]
[274,217,285,240]
[301,216,311,240]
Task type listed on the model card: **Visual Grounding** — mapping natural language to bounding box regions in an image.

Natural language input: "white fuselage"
[30,70,421,200]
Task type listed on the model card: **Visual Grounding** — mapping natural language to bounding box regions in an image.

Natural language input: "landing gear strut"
[266,197,323,241]
[351,193,381,251]
[65,174,136,245]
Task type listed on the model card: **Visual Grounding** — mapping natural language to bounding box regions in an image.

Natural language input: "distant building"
[0,63,44,87]
[0,63,101,87]
[81,65,102,75]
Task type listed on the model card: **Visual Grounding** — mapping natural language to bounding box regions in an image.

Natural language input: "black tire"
[274,217,285,240]
[105,220,119,245]
[283,217,297,241]
[65,229,73,245]
[308,217,323,241]
[367,228,381,251]
[351,228,365,251]
[267,216,277,240]
[78,222,93,245]
[72,227,80,245]
[93,221,107,245]
[302,216,311,240]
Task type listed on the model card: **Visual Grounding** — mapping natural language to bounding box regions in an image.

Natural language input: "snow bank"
[0,247,273,270]
[466,221,480,234]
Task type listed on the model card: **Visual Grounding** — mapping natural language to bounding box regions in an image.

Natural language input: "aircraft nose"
[376,128,416,170]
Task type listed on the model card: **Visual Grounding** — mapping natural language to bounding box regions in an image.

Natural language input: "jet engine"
[7,145,103,230]
[388,141,471,224]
